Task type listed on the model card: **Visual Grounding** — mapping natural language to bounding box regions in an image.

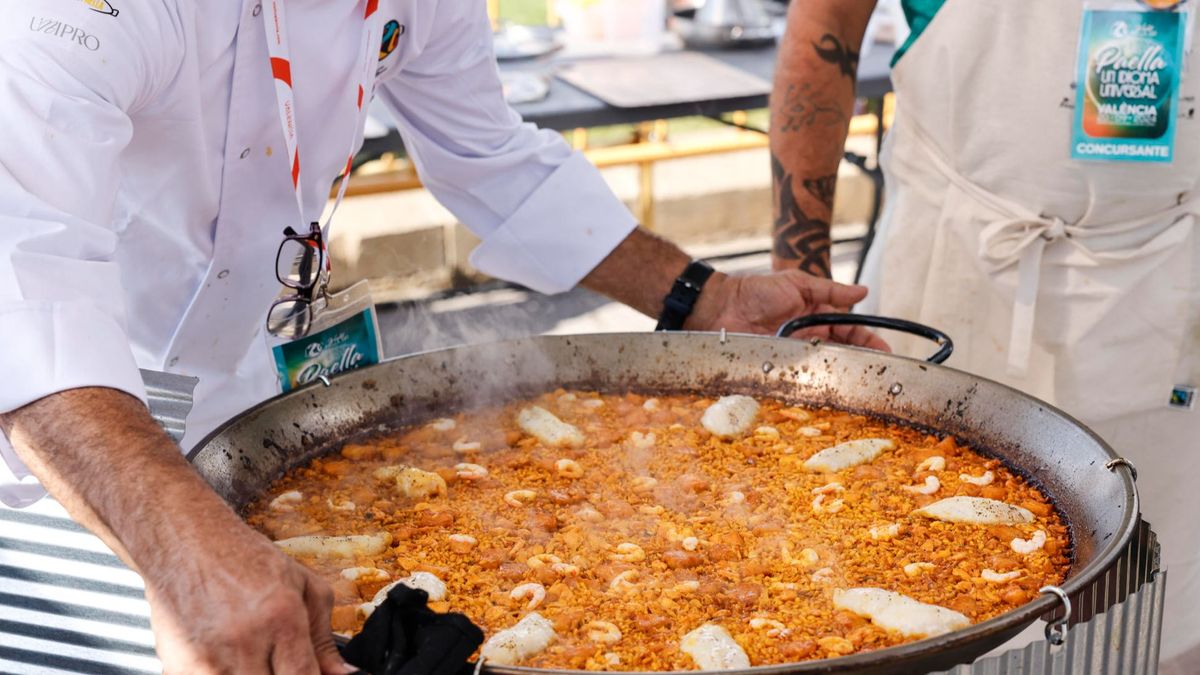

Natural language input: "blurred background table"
[361,41,894,156]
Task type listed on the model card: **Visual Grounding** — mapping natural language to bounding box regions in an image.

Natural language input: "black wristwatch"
[655,260,716,331]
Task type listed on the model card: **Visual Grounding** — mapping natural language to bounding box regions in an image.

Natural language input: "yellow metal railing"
[344,127,769,226]
[342,97,895,229]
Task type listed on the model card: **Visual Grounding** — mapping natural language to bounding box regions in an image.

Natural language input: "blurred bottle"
[557,0,668,54]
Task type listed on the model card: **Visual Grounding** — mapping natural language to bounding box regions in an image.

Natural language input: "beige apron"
[858,0,1200,660]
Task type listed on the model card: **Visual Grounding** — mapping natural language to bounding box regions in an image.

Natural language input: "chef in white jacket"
[769,0,1200,668]
[0,1,886,673]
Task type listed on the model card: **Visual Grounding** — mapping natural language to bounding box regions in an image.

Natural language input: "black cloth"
[341,584,483,675]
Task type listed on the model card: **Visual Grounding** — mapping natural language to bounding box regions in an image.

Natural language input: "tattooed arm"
[770,0,878,275]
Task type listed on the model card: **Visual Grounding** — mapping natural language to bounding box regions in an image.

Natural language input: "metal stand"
[140,368,199,443]
[937,520,1165,675]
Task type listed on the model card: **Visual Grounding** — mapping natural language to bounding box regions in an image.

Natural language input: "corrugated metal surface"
[0,371,1167,673]
[0,369,191,674]
[137,369,199,444]
[0,498,156,675]
[937,521,1165,675]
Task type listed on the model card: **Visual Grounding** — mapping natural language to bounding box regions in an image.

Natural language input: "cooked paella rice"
[246,390,1071,671]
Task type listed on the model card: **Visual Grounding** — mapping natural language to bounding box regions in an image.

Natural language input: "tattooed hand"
[772,155,833,277]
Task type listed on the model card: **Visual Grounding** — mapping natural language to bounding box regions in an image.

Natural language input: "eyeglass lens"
[267,298,314,339]
[276,237,323,290]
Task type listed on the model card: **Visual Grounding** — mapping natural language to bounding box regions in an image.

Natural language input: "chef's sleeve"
[374,2,638,295]
[0,4,181,417]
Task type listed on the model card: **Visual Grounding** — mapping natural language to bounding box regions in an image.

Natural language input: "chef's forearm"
[580,227,729,327]
[0,388,247,579]
[770,0,877,276]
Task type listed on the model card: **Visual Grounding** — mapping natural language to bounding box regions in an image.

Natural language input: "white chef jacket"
[0,0,636,502]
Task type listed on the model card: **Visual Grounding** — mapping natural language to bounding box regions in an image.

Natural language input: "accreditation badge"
[269,280,383,393]
[1072,7,1185,162]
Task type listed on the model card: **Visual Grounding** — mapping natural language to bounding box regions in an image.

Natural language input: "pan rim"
[189,331,1139,674]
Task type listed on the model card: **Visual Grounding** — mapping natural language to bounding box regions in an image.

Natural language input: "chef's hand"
[685,270,891,352]
[1,388,356,675]
[145,525,352,675]
[582,227,890,351]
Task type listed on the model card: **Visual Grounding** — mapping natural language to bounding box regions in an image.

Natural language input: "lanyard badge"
[1072,5,1186,162]
[262,1,385,391]
[270,279,382,393]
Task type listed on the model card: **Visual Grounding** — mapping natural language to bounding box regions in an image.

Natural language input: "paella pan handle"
[775,313,955,364]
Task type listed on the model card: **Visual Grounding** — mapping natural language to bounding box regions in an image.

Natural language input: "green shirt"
[894,0,946,65]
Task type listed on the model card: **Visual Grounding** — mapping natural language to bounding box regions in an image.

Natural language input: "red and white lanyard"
[262,0,381,234]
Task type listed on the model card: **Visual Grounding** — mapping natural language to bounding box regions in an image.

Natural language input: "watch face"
[1139,0,1186,9]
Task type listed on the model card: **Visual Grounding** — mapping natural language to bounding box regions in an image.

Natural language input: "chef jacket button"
[168,357,180,368]
[217,269,230,279]
[240,148,251,159]
[252,4,262,17]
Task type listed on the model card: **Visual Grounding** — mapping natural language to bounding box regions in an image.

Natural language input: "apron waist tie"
[979,209,1194,376]
[979,216,1076,377]
[905,121,1197,378]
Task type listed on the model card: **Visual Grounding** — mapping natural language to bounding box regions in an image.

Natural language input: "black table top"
[505,42,895,131]
[359,42,894,159]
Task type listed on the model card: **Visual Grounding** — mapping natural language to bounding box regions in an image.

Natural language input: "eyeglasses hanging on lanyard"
[262,0,381,338]
[267,222,329,338]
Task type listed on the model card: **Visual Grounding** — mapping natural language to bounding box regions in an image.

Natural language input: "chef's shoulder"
[376,0,491,79]
[1,0,185,112]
